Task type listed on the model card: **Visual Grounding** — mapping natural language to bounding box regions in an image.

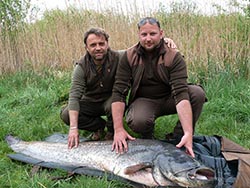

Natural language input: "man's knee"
[189,85,207,104]
[126,113,154,134]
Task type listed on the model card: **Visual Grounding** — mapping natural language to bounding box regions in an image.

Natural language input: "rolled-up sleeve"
[169,52,189,105]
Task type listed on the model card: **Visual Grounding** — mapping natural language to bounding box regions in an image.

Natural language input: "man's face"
[85,34,109,62]
[138,22,163,51]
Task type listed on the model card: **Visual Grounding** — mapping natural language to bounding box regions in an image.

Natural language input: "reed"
[0,2,249,79]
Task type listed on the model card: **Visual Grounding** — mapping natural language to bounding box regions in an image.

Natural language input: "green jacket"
[112,39,189,105]
[68,49,123,111]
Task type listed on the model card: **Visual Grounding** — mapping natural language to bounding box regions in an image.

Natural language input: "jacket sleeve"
[169,52,189,105]
[112,51,131,103]
[68,64,86,111]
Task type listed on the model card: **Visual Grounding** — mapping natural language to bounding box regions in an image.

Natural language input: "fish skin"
[6,134,215,187]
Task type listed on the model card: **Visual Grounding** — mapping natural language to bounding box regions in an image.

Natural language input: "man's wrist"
[183,131,193,137]
[114,126,125,132]
[70,126,78,130]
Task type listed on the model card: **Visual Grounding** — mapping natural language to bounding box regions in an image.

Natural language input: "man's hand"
[112,129,135,154]
[68,129,79,149]
[164,37,177,49]
[176,133,195,158]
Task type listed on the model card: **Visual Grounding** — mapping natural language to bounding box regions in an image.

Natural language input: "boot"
[89,129,105,141]
[104,131,114,140]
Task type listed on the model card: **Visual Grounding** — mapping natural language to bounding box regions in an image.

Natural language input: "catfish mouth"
[188,167,215,181]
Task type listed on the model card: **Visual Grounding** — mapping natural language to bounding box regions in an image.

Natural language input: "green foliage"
[0,0,32,74]
[0,70,71,141]
[197,75,250,147]
[244,4,250,17]
[0,0,30,32]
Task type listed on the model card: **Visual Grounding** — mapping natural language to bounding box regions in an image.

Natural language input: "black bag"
[193,135,238,188]
[193,136,250,188]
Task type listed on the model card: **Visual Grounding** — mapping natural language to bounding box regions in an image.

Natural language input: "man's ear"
[85,46,88,52]
[160,29,164,38]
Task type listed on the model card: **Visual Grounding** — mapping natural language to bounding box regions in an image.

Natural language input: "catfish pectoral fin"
[124,162,152,174]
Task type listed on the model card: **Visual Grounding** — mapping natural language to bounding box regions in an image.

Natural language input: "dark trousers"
[60,97,113,133]
[126,85,206,138]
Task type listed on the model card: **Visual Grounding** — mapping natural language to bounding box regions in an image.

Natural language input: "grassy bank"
[0,69,249,187]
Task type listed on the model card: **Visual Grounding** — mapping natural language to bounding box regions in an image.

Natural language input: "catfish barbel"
[6,134,215,187]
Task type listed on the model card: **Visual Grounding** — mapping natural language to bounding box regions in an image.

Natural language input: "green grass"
[0,69,249,187]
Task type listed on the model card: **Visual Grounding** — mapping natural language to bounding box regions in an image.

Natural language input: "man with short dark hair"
[111,17,207,157]
[60,28,120,149]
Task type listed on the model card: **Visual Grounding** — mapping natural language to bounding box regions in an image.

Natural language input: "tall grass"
[0,2,249,79]
[159,13,249,79]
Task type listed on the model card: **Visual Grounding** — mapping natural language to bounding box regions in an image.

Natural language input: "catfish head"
[153,149,215,188]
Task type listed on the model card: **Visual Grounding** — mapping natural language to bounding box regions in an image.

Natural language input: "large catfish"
[6,134,215,187]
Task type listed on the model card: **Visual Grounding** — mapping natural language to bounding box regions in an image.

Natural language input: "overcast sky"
[29,0,247,20]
